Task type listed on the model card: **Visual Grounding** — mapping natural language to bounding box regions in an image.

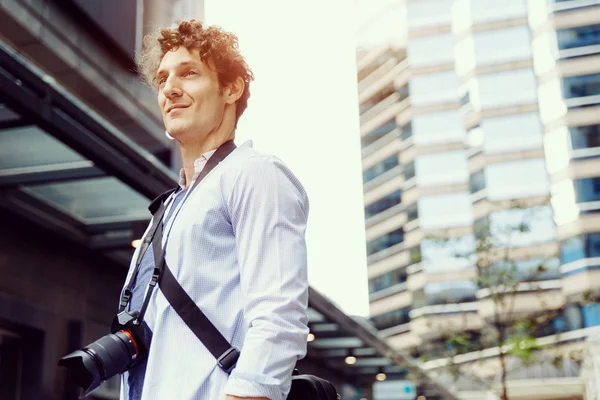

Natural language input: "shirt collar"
[178,149,217,189]
[176,140,253,189]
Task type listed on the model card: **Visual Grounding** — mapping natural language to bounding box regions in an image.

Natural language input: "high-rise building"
[357,0,600,398]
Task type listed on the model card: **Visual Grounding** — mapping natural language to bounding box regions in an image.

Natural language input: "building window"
[370,307,411,330]
[421,235,476,273]
[570,124,600,149]
[563,73,600,99]
[367,227,404,256]
[424,281,478,305]
[574,178,600,203]
[471,69,538,110]
[470,0,527,24]
[470,169,486,193]
[487,257,561,283]
[369,268,408,294]
[485,206,556,247]
[415,150,469,187]
[404,161,415,181]
[409,71,460,106]
[412,110,465,146]
[363,155,399,183]
[360,85,396,116]
[485,158,549,200]
[557,24,600,50]
[560,233,600,264]
[401,122,413,140]
[406,203,419,222]
[407,33,455,67]
[472,25,532,66]
[418,192,473,229]
[406,0,452,29]
[365,190,402,219]
[479,113,543,154]
[362,119,397,147]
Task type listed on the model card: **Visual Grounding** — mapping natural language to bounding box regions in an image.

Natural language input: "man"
[121,20,310,400]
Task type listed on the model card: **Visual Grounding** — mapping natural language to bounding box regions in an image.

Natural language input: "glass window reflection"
[557,24,600,50]
[472,69,538,110]
[415,150,469,187]
[479,113,543,154]
[574,178,600,203]
[407,33,455,67]
[365,189,402,219]
[369,268,408,294]
[472,26,532,66]
[485,158,549,200]
[425,281,477,305]
[482,206,556,247]
[363,155,399,183]
[367,227,404,256]
[418,192,473,229]
[410,71,460,106]
[362,119,397,147]
[570,124,600,149]
[560,233,600,264]
[413,110,465,145]
[421,235,476,272]
[407,0,452,29]
[371,308,411,330]
[563,73,600,99]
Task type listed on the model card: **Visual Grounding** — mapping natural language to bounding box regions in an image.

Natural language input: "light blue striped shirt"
[120,140,310,400]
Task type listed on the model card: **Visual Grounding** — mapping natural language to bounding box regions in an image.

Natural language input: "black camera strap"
[119,140,236,313]
[133,139,240,373]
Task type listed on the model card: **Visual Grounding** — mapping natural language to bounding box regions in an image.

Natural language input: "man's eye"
[158,77,167,85]
[186,71,197,76]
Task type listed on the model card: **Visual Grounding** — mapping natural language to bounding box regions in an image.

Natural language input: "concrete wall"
[0,212,126,400]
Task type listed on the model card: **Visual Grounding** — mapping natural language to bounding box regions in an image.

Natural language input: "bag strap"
[144,140,240,373]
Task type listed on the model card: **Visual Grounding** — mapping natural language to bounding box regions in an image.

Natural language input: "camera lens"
[58,330,140,396]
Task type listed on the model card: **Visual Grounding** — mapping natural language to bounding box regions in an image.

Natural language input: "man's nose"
[162,76,182,99]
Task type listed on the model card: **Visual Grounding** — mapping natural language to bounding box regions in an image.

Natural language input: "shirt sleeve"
[223,155,310,400]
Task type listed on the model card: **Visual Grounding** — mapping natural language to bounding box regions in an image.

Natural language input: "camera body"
[58,311,148,396]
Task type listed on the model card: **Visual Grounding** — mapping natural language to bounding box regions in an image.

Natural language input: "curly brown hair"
[137,19,254,125]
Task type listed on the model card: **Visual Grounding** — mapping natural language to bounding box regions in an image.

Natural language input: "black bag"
[145,141,339,400]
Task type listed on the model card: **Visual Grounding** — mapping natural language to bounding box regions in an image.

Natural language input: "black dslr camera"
[58,311,148,396]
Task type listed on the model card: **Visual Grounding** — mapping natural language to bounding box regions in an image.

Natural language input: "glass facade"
[470,169,486,193]
[365,190,402,219]
[369,268,408,294]
[407,33,455,67]
[469,68,538,110]
[367,227,404,256]
[556,24,600,50]
[409,70,460,106]
[414,150,469,187]
[561,233,600,264]
[485,158,549,200]
[487,257,561,282]
[371,308,411,330]
[563,73,600,100]
[574,177,600,202]
[421,235,476,272]
[476,206,556,247]
[412,110,465,145]
[363,155,399,183]
[478,113,544,153]
[570,124,600,150]
[418,192,473,229]
[362,119,397,147]
[424,281,478,305]
[406,0,452,29]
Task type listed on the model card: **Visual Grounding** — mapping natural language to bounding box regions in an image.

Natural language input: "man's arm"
[223,155,309,400]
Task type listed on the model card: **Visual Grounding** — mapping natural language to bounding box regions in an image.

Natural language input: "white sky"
[204,0,370,316]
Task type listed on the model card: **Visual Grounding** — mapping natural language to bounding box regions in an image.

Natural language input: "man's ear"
[224,76,245,105]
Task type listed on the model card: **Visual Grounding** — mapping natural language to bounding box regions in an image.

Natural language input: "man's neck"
[180,129,234,187]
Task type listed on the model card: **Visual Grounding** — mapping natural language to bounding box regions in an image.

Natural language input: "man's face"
[156,47,226,142]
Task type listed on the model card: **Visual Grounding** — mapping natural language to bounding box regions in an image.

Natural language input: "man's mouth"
[167,105,189,113]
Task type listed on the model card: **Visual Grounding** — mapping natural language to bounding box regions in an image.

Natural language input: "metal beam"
[0,42,177,200]
[308,287,460,400]
[0,161,104,187]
